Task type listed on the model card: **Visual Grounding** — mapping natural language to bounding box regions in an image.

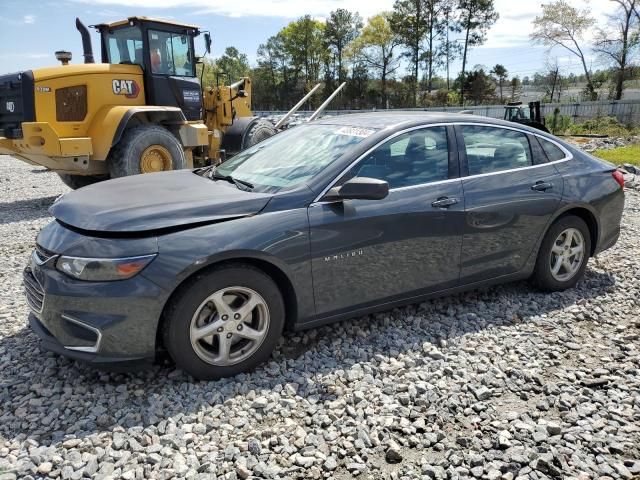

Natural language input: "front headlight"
[56,254,156,281]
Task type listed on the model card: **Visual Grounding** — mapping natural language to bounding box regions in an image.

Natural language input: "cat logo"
[112,79,140,99]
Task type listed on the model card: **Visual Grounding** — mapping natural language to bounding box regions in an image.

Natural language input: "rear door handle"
[531,181,553,191]
[431,197,459,208]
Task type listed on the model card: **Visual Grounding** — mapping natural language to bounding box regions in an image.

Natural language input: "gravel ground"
[0,155,639,480]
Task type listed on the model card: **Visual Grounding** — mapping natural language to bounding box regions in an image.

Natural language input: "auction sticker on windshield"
[336,126,375,138]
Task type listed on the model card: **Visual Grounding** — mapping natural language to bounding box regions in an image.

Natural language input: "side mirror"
[204,33,212,54]
[325,177,389,201]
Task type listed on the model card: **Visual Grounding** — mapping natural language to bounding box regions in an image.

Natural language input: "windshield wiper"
[209,169,254,190]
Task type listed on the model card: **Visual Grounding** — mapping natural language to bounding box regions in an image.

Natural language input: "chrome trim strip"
[62,315,102,354]
[459,157,570,180]
[33,245,58,266]
[32,249,53,266]
[57,253,157,263]
[311,121,573,204]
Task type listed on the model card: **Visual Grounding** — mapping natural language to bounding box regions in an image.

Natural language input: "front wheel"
[163,264,285,380]
[108,125,186,178]
[531,215,591,291]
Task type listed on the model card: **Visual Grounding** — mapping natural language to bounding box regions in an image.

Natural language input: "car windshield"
[215,124,375,193]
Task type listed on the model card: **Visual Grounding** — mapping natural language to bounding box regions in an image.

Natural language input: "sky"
[0,0,615,80]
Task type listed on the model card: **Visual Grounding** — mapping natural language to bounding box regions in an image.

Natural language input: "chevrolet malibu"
[24,113,625,380]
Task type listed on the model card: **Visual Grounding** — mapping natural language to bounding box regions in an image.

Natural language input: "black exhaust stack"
[75,18,94,64]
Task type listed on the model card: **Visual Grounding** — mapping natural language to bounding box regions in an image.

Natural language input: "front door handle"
[531,181,553,191]
[431,197,459,208]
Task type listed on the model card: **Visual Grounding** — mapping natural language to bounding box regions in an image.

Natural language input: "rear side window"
[538,137,567,161]
[461,125,532,175]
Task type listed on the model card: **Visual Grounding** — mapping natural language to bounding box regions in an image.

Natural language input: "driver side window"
[348,127,450,190]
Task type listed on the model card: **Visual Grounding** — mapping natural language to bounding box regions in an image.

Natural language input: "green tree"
[593,0,640,100]
[254,34,289,109]
[325,9,363,85]
[461,68,495,104]
[197,57,217,88]
[456,0,499,106]
[509,76,521,101]
[348,13,401,107]
[217,47,250,83]
[423,0,453,93]
[490,64,508,101]
[390,0,429,105]
[281,16,327,88]
[530,0,597,100]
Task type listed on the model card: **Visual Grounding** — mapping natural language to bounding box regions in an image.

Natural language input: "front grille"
[55,85,87,122]
[34,244,56,265]
[23,267,44,313]
[0,71,35,139]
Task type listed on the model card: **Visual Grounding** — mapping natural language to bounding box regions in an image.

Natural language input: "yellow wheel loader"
[0,17,277,189]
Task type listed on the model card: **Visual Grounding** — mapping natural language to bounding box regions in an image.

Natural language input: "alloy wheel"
[549,227,585,282]
[189,286,270,366]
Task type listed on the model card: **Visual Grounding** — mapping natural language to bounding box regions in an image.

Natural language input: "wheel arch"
[549,204,599,256]
[88,106,187,161]
[155,254,299,352]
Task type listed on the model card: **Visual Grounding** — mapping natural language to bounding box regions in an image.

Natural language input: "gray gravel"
[0,154,639,480]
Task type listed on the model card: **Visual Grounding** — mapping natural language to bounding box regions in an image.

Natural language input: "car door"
[456,124,564,284]
[308,125,465,318]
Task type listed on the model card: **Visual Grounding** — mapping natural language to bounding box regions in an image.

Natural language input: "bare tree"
[593,0,640,100]
[530,0,597,100]
[544,58,560,102]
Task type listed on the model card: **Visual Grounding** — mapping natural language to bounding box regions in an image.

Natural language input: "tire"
[108,125,186,178]
[531,215,591,291]
[241,119,277,150]
[57,173,108,190]
[163,264,285,380]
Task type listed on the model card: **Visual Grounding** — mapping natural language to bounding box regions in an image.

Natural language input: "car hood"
[50,170,273,233]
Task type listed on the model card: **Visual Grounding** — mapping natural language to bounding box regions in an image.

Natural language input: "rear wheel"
[57,173,107,190]
[108,125,186,178]
[163,264,285,380]
[531,215,591,291]
[242,119,277,149]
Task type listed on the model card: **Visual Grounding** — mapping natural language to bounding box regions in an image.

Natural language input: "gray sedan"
[25,113,625,380]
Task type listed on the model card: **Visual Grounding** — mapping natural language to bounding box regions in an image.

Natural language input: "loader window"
[104,26,143,65]
[148,30,194,76]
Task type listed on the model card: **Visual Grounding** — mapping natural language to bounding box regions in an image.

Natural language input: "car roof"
[313,111,544,133]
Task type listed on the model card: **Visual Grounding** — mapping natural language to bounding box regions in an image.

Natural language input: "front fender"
[87,105,186,160]
[143,209,315,326]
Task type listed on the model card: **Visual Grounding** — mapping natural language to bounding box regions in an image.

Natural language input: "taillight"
[612,170,625,189]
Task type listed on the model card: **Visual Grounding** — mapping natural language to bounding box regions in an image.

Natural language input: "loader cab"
[96,17,203,121]
[504,103,531,122]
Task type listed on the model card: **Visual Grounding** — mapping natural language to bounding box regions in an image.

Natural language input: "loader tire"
[108,125,186,178]
[241,119,277,150]
[57,173,107,190]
